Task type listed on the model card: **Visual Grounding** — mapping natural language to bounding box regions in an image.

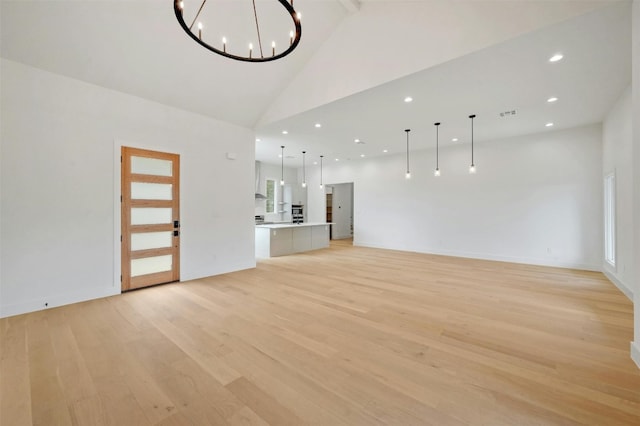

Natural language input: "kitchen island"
[255,223,332,258]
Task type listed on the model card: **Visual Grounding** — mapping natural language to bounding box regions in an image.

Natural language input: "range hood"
[255,161,267,199]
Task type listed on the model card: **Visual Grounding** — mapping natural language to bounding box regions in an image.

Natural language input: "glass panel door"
[121,147,180,291]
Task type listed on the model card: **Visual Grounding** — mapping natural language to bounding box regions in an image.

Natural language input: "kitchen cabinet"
[255,223,332,258]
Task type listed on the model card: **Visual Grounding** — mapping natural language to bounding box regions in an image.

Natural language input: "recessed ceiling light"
[452,138,458,142]
[278,154,282,158]
[360,154,365,158]
[383,149,388,153]
[255,138,261,142]
[313,161,317,165]
[354,138,360,143]
[282,130,288,134]
[315,123,321,128]
[549,53,563,62]
[547,97,558,103]
[404,96,413,103]
[545,122,554,127]
[335,158,339,162]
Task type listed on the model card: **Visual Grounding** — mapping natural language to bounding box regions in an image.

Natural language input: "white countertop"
[255,222,333,229]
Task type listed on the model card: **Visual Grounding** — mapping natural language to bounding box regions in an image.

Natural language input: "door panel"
[122,147,180,291]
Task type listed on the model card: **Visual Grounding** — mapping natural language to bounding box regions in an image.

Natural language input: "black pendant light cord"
[302,151,306,185]
[435,123,440,169]
[280,145,284,184]
[252,0,264,58]
[188,0,208,30]
[470,114,476,166]
[405,129,410,174]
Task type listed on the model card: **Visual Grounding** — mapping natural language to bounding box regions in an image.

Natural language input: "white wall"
[631,0,640,368]
[602,87,634,299]
[307,124,603,270]
[255,163,298,222]
[0,59,256,317]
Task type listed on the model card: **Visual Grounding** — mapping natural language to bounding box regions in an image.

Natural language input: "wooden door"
[121,147,180,291]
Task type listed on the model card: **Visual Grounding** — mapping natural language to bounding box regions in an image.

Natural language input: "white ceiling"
[256,1,632,166]
[0,0,348,128]
[1,1,632,167]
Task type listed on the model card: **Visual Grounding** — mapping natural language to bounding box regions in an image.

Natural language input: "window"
[604,172,616,266]
[266,179,275,213]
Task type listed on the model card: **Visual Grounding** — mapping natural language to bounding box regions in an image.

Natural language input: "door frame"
[113,140,182,292]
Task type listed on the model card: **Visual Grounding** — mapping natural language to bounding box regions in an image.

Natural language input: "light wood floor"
[2,242,639,425]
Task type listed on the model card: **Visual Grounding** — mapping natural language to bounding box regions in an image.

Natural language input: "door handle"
[173,230,179,237]
[174,220,180,228]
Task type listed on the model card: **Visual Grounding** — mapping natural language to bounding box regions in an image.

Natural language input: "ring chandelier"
[174,0,302,63]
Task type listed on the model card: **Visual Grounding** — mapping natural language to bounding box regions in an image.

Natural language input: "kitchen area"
[254,161,332,258]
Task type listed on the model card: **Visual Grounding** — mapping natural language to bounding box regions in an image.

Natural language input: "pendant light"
[434,122,441,177]
[280,145,285,185]
[301,151,307,188]
[405,129,411,179]
[319,155,324,189]
[469,115,476,174]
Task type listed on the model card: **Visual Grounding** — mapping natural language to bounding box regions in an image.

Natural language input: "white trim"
[602,269,633,301]
[113,138,184,291]
[353,240,600,271]
[631,342,640,369]
[604,171,616,266]
[114,140,123,290]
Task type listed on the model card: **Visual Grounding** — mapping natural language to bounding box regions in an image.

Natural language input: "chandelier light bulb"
[179,1,184,10]
[302,182,306,188]
[434,168,441,177]
[280,179,285,186]
[469,164,476,174]
[405,172,411,179]
[297,12,302,20]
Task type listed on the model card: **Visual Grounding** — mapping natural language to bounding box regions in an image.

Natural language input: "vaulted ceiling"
[1,1,632,166]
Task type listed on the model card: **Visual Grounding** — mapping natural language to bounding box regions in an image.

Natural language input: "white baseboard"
[352,240,600,271]
[632,342,640,369]
[602,269,634,301]
[0,286,121,319]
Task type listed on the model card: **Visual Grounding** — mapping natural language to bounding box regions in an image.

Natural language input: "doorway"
[121,147,180,291]
[325,183,353,241]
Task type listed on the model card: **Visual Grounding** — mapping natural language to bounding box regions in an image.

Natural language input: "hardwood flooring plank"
[2,241,639,425]
[0,316,33,426]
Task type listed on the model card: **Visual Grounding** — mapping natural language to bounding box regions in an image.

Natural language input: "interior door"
[121,147,180,291]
